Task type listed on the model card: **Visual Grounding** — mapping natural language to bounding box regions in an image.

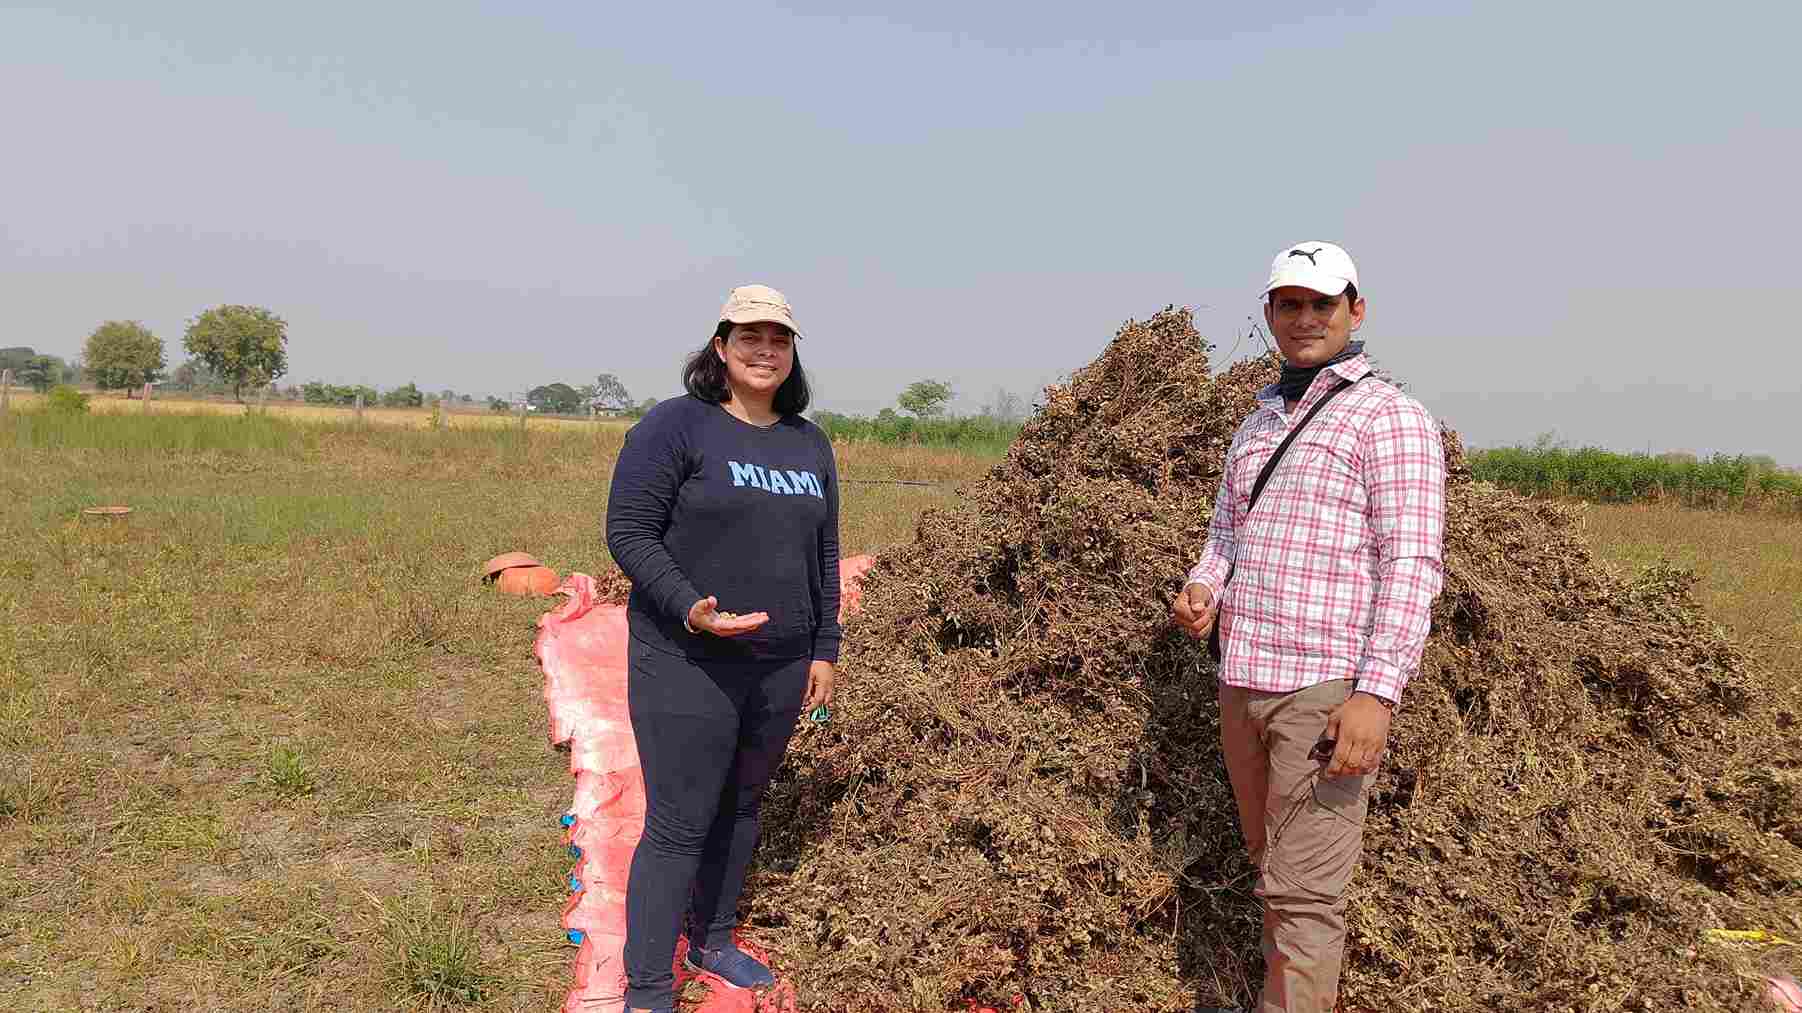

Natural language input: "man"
[1174,241,1446,1012]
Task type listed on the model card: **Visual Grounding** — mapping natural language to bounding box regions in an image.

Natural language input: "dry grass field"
[1580,502,1801,704]
[2,408,1794,1010]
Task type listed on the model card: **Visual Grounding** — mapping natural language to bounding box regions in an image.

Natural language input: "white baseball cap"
[1262,241,1359,298]
[718,284,803,338]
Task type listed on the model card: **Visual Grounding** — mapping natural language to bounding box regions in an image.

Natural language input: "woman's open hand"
[687,596,770,637]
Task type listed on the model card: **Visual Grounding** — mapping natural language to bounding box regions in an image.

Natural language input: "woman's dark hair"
[683,321,812,416]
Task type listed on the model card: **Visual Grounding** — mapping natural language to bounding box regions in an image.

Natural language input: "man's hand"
[1322,692,1392,777]
[1172,583,1217,639]
[687,596,770,637]
[802,660,836,712]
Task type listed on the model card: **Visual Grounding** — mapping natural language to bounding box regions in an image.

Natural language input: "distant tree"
[170,358,225,392]
[529,382,583,414]
[18,355,60,393]
[459,394,474,404]
[438,388,457,406]
[980,386,1025,422]
[182,305,289,402]
[171,360,199,391]
[84,321,165,393]
[0,347,38,375]
[897,379,954,419]
[487,396,511,413]
[381,382,424,408]
[590,373,632,412]
[638,397,657,414]
[300,381,379,406]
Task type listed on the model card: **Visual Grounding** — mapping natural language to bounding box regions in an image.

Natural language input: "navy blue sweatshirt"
[605,395,842,664]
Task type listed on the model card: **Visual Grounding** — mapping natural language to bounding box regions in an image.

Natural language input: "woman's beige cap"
[718,284,802,337]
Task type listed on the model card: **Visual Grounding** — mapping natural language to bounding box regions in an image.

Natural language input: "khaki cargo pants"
[1218,678,1374,1013]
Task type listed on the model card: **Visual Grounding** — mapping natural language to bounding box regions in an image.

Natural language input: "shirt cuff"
[1352,658,1407,705]
[811,638,841,665]
[1184,559,1229,598]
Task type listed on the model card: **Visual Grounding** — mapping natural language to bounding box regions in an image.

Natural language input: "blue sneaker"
[683,942,776,989]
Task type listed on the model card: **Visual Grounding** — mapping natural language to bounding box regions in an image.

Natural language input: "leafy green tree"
[182,305,289,402]
[83,321,165,392]
[529,383,583,414]
[487,396,512,413]
[381,382,424,408]
[897,379,954,418]
[18,355,60,393]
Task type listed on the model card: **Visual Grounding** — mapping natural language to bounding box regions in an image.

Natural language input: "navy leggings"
[622,635,809,1009]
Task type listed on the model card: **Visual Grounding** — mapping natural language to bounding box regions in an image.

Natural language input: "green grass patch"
[263,745,318,800]
[384,901,495,1008]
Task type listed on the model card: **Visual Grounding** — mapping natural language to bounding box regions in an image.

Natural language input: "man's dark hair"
[682,321,812,416]
[1268,283,1360,308]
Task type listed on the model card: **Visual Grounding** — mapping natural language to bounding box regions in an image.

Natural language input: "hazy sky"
[3,3,1797,461]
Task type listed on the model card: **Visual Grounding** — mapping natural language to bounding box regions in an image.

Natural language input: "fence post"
[355,392,364,423]
[517,400,527,433]
[0,368,11,412]
[258,385,268,414]
[141,382,152,409]
[436,399,446,430]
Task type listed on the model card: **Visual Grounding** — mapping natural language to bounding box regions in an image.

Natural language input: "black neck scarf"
[1277,340,1365,403]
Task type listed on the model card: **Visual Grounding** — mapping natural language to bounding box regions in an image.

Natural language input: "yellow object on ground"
[1703,928,1796,946]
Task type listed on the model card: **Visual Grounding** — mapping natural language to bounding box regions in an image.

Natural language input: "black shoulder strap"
[1245,374,1362,514]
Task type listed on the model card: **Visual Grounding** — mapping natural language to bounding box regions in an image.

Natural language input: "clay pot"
[482,552,543,579]
[481,552,561,596]
[497,564,561,596]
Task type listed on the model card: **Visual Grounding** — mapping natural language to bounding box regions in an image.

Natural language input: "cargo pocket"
[1311,770,1371,825]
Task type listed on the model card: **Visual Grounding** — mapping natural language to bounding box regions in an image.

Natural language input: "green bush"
[813,411,1021,455]
[45,385,89,414]
[1469,445,1802,512]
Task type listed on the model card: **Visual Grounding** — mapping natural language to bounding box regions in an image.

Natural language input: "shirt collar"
[1255,353,1372,410]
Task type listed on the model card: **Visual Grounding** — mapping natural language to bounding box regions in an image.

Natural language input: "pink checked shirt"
[1185,355,1446,704]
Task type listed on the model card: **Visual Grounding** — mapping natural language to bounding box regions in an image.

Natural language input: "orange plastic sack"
[537,557,874,1013]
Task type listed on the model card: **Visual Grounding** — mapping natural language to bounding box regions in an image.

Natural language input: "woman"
[604,284,840,1013]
